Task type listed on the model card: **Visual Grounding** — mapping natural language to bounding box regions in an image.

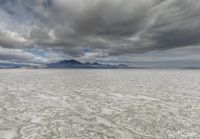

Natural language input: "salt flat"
[0,69,200,139]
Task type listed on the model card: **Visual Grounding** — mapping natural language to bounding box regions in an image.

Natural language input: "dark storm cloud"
[0,0,200,62]
[146,0,200,49]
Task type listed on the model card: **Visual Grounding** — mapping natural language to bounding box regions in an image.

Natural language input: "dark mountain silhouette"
[0,60,129,69]
[46,59,129,69]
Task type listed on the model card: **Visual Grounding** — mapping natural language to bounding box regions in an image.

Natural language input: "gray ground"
[0,69,200,139]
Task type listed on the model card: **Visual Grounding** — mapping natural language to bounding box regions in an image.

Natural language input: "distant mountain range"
[1,60,200,69]
[0,60,129,69]
[46,60,129,69]
[0,63,28,69]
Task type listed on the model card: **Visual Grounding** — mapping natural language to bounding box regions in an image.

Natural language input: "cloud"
[0,47,48,64]
[0,30,28,48]
[0,0,200,64]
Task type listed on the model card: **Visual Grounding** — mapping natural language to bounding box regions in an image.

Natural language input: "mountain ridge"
[46,59,129,69]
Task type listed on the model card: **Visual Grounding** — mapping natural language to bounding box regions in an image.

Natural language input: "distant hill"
[0,63,27,69]
[0,63,42,69]
[46,59,129,69]
[182,67,200,69]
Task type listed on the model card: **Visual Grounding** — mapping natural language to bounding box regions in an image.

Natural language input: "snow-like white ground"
[0,69,200,139]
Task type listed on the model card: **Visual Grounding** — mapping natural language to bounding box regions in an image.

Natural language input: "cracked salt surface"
[0,69,200,139]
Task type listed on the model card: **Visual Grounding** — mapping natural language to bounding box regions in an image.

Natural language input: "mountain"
[0,60,129,69]
[182,67,200,69]
[47,60,84,68]
[46,59,129,69]
[0,63,42,69]
[0,63,27,69]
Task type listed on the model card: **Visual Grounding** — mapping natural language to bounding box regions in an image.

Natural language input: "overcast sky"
[0,0,200,67]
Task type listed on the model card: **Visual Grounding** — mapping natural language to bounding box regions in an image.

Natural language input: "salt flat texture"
[0,69,200,139]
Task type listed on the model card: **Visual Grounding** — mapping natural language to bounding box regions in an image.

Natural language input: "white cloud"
[0,47,48,64]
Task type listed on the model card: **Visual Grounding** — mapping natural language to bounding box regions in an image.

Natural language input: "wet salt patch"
[0,120,3,124]
[110,93,125,98]
[0,129,17,139]
[133,96,158,101]
[111,94,158,102]
[96,116,112,127]
[101,108,113,115]
[187,132,198,137]
[30,115,43,123]
[38,94,60,101]
[70,116,91,125]
[117,128,156,139]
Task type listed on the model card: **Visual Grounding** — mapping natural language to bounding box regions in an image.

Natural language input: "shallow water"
[0,69,200,139]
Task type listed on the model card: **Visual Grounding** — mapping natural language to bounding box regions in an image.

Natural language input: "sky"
[0,0,200,68]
